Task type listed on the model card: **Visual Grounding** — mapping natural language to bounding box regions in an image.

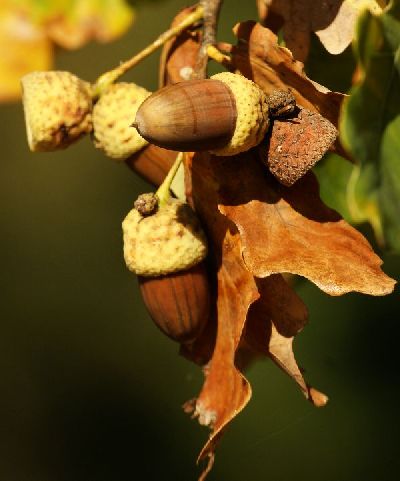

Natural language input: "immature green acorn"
[134,72,270,156]
[92,82,151,160]
[21,71,93,152]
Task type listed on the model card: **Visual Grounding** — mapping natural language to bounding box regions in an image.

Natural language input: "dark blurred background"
[1,1,399,480]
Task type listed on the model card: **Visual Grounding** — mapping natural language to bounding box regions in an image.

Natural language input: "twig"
[192,0,223,80]
[93,5,204,98]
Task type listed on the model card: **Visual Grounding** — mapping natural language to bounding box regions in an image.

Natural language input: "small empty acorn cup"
[92,82,151,160]
[134,71,270,156]
[21,71,93,152]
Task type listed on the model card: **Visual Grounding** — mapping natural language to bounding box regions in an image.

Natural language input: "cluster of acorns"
[21,69,295,342]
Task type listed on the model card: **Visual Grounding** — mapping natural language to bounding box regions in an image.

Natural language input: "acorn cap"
[21,71,93,152]
[92,82,151,160]
[208,72,270,156]
[122,198,207,276]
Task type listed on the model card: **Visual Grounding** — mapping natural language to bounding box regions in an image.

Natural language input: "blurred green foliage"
[317,2,400,251]
[0,1,399,480]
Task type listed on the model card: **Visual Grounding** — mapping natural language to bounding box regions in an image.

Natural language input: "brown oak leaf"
[186,152,259,465]
[244,275,328,407]
[256,0,382,61]
[214,151,394,296]
[261,106,338,186]
[186,152,330,477]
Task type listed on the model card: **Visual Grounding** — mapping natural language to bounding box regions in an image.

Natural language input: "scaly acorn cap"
[122,197,207,277]
[21,71,93,152]
[208,72,270,156]
[92,82,151,161]
[134,72,270,156]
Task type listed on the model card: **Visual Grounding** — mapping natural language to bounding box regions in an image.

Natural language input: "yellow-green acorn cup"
[92,82,151,160]
[122,196,207,277]
[21,71,93,152]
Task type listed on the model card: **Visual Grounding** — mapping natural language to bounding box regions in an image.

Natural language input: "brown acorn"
[135,72,270,156]
[125,144,176,186]
[138,262,210,343]
[135,78,236,151]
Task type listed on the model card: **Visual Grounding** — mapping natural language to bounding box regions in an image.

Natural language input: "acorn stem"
[92,5,204,98]
[206,45,231,67]
[156,152,184,207]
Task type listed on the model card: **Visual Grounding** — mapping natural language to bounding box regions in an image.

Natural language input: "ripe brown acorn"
[135,78,236,151]
[135,72,270,156]
[138,262,210,343]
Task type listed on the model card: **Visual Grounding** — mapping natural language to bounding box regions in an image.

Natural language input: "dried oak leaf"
[216,150,394,296]
[261,106,338,186]
[244,276,328,408]
[188,152,259,465]
[186,153,328,473]
[256,0,382,61]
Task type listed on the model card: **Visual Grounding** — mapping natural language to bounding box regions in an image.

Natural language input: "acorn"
[134,72,270,156]
[123,191,210,343]
[125,144,176,186]
[21,71,93,152]
[138,262,210,343]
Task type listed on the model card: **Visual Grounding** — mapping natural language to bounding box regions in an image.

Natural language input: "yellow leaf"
[44,0,135,50]
[0,5,52,102]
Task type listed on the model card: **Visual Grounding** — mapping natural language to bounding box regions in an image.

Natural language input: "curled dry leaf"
[216,151,395,296]
[185,153,259,463]
[244,275,328,404]
[261,106,338,186]
[256,0,382,60]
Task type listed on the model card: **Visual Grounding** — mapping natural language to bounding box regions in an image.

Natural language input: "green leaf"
[339,1,400,251]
